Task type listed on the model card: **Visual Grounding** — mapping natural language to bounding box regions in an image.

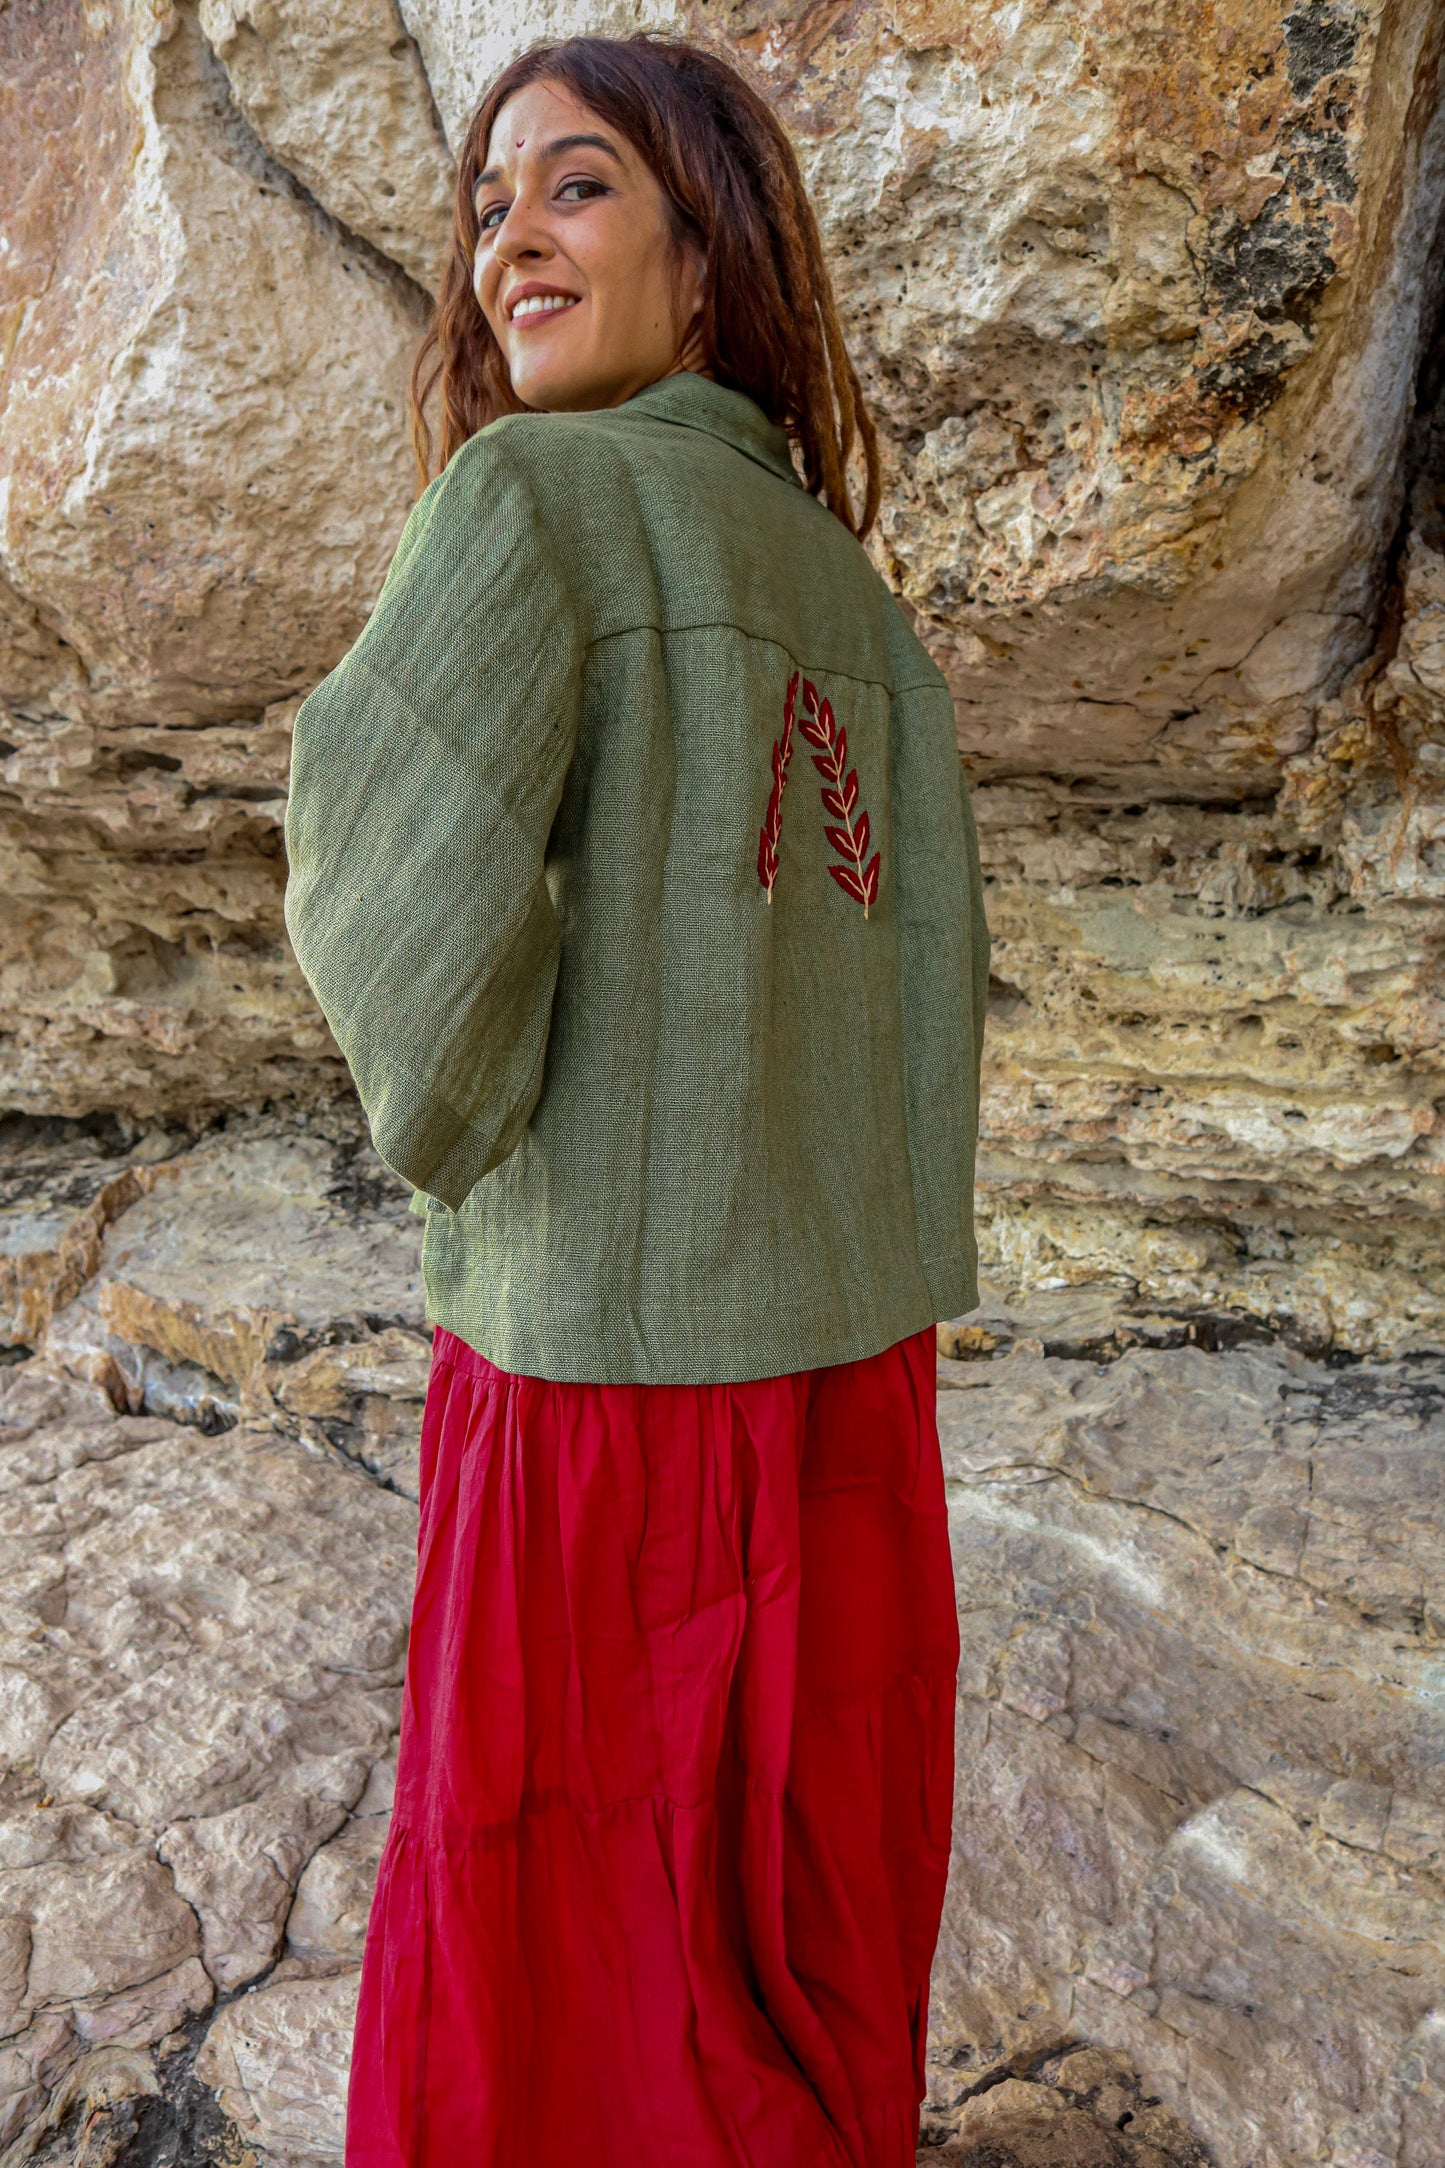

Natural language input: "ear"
[672,236,708,350]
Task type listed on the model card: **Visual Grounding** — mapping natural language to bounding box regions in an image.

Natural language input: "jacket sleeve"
[958,756,990,1092]
[283,426,585,1210]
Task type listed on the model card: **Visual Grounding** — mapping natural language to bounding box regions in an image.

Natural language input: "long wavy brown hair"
[409,34,881,539]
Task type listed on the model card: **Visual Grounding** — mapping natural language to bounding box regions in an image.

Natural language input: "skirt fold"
[346,1326,959,2168]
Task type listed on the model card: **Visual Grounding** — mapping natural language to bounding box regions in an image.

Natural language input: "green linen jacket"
[284,371,988,1384]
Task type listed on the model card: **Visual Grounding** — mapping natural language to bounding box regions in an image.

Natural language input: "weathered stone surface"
[3,2,1445,2160]
[34,1430,408,1830]
[0,690,340,1121]
[35,1113,428,1490]
[267,1329,431,1497]
[0,0,424,1118]
[195,1968,359,2162]
[926,2045,1211,2167]
[405,0,1445,776]
[930,1333,1445,2167]
[286,1819,389,1969]
[971,724,1445,1355]
[0,1338,412,2152]
[0,1119,171,1356]
[4,0,1437,1349]
[286,1754,394,1967]
[0,2,424,718]
[160,1787,352,1992]
[199,0,456,290]
[78,1120,425,1387]
[967,274,1445,1351]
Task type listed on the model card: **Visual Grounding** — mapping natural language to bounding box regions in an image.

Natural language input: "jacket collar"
[620,372,801,487]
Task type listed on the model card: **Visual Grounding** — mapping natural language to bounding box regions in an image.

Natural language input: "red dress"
[347,1324,959,2168]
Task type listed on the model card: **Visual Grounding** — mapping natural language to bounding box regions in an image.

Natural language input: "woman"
[284,32,988,2168]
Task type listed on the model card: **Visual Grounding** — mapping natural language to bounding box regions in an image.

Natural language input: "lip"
[504,281,583,325]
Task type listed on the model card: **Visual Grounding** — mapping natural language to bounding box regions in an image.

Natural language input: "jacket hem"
[419,1260,979,1387]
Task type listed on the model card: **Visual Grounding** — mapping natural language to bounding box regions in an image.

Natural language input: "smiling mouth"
[508,293,580,322]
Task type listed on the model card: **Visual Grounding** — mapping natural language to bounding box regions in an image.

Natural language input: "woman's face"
[472,80,706,413]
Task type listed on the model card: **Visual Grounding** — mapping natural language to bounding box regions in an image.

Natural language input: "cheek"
[473,250,503,329]
[567,215,668,325]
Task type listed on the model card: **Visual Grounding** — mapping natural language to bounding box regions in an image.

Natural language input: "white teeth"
[510,294,577,318]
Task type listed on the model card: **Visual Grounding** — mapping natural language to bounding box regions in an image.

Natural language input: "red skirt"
[346,1325,959,2168]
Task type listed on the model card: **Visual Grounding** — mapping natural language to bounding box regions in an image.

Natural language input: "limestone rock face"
[0,1,425,1118]
[0,1117,1437,2163]
[927,2047,1211,2167]
[4,1,1445,2162]
[21,1110,430,1493]
[0,1127,421,2162]
[0,1120,436,2163]
[0,689,338,1119]
[195,1968,360,2160]
[405,0,1445,779]
[0,3,425,720]
[933,1335,1445,2168]
[5,0,1442,1355]
[0,1350,412,2155]
[198,0,457,289]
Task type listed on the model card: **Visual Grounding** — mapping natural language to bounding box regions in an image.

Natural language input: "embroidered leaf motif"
[819,769,859,822]
[797,680,881,919]
[828,852,881,909]
[756,671,798,902]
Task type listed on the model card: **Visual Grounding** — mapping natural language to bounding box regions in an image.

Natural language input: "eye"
[476,200,508,232]
[556,176,609,205]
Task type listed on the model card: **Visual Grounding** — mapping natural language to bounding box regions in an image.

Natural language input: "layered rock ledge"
[0,1118,1434,2163]
[3,1,1444,2161]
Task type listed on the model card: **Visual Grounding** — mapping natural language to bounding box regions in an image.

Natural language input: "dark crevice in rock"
[922,2039,1217,2165]
[1401,200,1445,553]
[25,2003,248,2167]
[940,2038,1079,2106]
[134,1355,240,1434]
[1292,1357,1445,1425]
[0,1109,140,1157]
[1363,186,1445,663]
[107,2012,248,2167]
[1283,2,1362,99]
[318,1427,414,1498]
[325,1133,413,1217]
[949,1301,1381,1370]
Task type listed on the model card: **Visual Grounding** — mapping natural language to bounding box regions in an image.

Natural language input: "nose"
[492,193,552,269]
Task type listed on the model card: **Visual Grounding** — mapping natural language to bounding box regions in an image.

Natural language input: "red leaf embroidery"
[799,680,881,919]
[757,671,798,901]
[820,772,859,822]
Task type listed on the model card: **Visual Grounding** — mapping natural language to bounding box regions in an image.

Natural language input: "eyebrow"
[475,132,627,191]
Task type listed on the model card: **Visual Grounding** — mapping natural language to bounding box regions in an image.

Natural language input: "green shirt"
[284,372,988,1384]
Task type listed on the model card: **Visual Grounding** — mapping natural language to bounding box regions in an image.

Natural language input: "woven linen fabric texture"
[284,373,989,1384]
[345,1322,959,2168]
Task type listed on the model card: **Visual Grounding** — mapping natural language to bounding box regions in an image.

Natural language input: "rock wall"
[0,1116,1437,2167]
[0,0,431,1118]
[1,3,1443,2165]
[4,0,1443,1351]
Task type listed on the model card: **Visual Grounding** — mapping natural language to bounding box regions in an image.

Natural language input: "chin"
[509,366,579,412]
